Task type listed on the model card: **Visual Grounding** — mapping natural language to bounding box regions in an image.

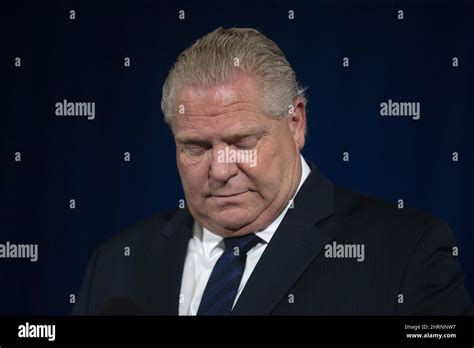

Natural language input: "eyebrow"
[176,128,266,145]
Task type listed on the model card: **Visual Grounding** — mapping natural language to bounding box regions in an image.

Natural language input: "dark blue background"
[1,0,473,314]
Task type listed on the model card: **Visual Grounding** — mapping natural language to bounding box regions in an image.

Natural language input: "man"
[73,27,473,315]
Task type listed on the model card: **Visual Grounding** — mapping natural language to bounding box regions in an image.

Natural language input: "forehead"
[173,76,270,139]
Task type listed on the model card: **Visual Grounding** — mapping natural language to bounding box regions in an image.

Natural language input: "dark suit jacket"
[73,162,473,315]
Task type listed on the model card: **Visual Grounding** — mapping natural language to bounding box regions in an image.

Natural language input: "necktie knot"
[223,233,262,254]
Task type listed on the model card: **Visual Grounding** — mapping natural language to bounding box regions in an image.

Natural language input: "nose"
[209,145,238,183]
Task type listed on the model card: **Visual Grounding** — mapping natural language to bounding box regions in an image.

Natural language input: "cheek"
[244,137,293,192]
[241,164,280,199]
[177,155,209,191]
[253,136,287,172]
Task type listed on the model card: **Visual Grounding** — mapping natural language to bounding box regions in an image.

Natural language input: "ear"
[287,98,307,150]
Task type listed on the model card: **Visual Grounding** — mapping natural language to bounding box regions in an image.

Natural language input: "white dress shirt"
[178,155,311,315]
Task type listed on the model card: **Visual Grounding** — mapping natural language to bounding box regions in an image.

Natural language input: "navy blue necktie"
[197,233,262,315]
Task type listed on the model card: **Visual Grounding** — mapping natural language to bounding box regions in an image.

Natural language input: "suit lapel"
[140,208,194,315]
[231,162,335,315]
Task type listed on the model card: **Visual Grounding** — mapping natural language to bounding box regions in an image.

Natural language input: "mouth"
[211,190,249,198]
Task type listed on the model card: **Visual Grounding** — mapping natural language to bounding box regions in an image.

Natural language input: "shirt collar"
[196,154,311,258]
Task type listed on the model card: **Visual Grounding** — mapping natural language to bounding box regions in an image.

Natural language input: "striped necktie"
[197,233,262,315]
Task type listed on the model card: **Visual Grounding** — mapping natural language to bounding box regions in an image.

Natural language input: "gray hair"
[161,27,307,127]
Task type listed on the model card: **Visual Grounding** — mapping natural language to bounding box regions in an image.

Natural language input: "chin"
[211,209,256,231]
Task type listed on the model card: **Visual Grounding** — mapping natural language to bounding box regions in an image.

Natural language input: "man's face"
[172,75,306,237]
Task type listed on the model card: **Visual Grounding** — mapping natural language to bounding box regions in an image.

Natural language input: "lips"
[211,191,248,198]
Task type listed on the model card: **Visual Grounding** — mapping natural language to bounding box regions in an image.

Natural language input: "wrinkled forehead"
[174,75,264,114]
[172,77,271,141]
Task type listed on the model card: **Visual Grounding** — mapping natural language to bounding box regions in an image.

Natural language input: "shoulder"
[94,208,184,257]
[334,184,445,227]
[331,185,451,249]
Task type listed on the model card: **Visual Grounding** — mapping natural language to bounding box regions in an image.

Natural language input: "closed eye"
[234,138,259,150]
[183,144,208,156]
